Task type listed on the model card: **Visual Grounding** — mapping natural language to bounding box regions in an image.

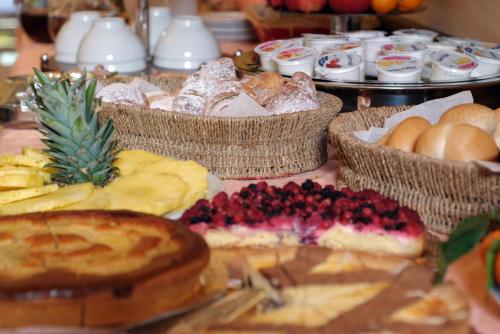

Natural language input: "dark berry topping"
[180,180,424,237]
[301,179,315,191]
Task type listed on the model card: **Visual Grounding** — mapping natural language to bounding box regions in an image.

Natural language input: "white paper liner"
[210,92,271,117]
[353,91,500,173]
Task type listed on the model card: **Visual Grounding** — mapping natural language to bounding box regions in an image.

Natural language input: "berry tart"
[181,180,425,257]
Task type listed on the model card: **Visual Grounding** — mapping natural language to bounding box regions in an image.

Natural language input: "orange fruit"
[371,0,398,14]
[398,0,424,12]
[480,231,500,284]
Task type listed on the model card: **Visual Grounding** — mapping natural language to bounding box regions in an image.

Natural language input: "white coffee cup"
[77,17,146,73]
[154,15,220,70]
[55,11,100,64]
[149,7,172,54]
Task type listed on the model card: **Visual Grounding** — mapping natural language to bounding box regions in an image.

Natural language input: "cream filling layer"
[316,224,424,257]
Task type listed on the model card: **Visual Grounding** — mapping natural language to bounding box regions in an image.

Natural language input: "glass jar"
[17,0,51,43]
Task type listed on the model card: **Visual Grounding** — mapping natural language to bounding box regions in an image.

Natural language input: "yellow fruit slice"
[55,187,109,210]
[0,166,51,184]
[139,159,208,210]
[0,174,44,190]
[104,173,187,216]
[114,150,168,176]
[0,184,59,205]
[0,183,94,215]
[0,154,51,169]
[22,147,48,159]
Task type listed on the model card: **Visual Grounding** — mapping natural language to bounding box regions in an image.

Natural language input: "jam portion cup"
[273,47,316,77]
[316,52,362,82]
[375,55,423,83]
[430,51,477,82]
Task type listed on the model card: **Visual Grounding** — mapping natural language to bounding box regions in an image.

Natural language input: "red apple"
[267,0,285,8]
[285,0,327,12]
[329,0,370,13]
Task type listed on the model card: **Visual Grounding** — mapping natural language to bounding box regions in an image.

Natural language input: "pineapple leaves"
[29,69,119,187]
[85,78,98,118]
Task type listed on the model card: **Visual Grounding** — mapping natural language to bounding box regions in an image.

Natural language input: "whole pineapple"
[28,70,118,186]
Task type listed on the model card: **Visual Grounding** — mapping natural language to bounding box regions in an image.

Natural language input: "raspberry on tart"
[181,180,425,257]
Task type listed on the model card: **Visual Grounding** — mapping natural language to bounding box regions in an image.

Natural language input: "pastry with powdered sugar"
[265,72,319,114]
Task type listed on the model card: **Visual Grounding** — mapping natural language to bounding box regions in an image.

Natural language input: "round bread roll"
[494,107,500,149]
[386,116,431,152]
[415,123,499,162]
[377,132,390,145]
[439,103,497,135]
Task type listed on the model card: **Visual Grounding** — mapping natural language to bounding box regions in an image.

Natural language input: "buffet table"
[1,28,499,334]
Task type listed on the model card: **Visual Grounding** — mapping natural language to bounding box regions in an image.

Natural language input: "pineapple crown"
[28,69,119,187]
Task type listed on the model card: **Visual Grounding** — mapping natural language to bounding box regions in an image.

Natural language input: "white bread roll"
[386,116,431,152]
[494,108,500,149]
[415,123,499,162]
[439,103,496,135]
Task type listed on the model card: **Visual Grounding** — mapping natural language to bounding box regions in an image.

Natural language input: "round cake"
[0,210,209,328]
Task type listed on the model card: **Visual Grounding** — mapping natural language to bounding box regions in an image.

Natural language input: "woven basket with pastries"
[98,71,342,180]
[328,105,500,235]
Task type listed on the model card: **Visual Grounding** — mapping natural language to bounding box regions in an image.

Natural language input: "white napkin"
[211,93,271,118]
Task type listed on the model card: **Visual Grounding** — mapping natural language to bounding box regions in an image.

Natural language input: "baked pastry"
[385,116,431,152]
[265,72,320,114]
[204,81,243,116]
[415,123,499,162]
[199,57,238,82]
[439,103,497,135]
[242,72,285,105]
[96,82,146,106]
[181,180,425,257]
[0,210,209,328]
[172,58,241,115]
[173,74,218,115]
[206,247,469,334]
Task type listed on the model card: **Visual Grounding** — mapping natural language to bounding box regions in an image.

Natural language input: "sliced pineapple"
[104,173,187,216]
[0,166,51,184]
[0,154,51,169]
[114,150,168,176]
[0,184,59,205]
[22,147,49,159]
[0,183,94,216]
[55,187,109,211]
[139,159,208,210]
[0,173,44,190]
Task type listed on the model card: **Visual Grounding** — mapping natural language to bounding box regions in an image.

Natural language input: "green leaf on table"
[487,239,500,290]
[437,210,500,282]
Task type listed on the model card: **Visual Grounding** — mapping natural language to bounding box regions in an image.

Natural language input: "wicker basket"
[328,106,500,235]
[98,75,342,180]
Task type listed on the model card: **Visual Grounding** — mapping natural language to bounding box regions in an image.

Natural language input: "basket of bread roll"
[328,92,500,234]
[97,58,342,179]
